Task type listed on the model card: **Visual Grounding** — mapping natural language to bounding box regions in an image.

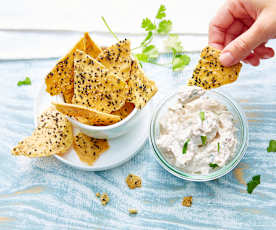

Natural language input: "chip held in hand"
[188,46,242,89]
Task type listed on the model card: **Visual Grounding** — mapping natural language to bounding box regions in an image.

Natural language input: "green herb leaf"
[199,111,205,122]
[201,136,207,145]
[267,140,276,152]
[172,54,190,71]
[218,142,220,152]
[164,34,183,53]
[157,19,172,34]
[156,5,166,19]
[209,163,219,169]
[141,18,156,31]
[247,175,261,194]
[101,16,119,41]
[141,31,153,46]
[182,139,190,154]
[17,77,31,86]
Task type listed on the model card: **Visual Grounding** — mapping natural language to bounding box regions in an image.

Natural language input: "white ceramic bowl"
[56,94,144,139]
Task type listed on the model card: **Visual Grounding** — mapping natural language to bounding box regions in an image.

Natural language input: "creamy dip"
[157,86,237,174]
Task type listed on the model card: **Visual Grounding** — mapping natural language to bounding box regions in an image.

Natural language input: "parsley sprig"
[101,5,190,71]
[135,5,190,71]
[17,77,31,86]
[267,140,276,152]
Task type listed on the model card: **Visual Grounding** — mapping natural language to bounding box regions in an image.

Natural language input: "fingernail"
[219,52,235,66]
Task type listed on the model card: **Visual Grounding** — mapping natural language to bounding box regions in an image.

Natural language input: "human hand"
[209,0,276,66]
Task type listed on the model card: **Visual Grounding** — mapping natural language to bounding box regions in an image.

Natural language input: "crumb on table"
[128,209,138,214]
[126,174,142,189]
[96,192,100,198]
[100,192,109,206]
[182,196,192,207]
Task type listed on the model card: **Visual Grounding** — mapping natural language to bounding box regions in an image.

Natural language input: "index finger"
[208,2,235,50]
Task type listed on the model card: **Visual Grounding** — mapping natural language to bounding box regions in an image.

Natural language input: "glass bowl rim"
[149,89,249,182]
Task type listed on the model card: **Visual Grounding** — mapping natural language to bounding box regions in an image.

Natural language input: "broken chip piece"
[45,32,102,97]
[182,196,192,207]
[52,102,121,126]
[188,46,242,89]
[97,39,132,81]
[127,59,158,109]
[72,50,128,113]
[100,192,110,206]
[12,107,73,157]
[73,133,109,165]
[111,102,135,119]
[126,174,142,189]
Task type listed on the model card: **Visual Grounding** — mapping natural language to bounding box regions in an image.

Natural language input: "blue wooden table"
[1,32,276,229]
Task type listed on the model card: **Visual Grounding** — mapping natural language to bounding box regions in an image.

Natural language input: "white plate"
[34,83,150,171]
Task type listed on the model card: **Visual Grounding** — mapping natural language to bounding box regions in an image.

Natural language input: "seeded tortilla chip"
[62,88,74,103]
[97,39,132,81]
[73,133,109,165]
[45,32,102,96]
[12,107,73,157]
[188,46,242,89]
[72,50,128,113]
[111,102,135,119]
[127,59,158,109]
[52,102,121,126]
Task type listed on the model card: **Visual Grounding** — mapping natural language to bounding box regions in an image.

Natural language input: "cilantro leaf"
[218,142,220,152]
[172,54,190,71]
[141,18,156,31]
[267,140,276,152]
[164,34,183,53]
[182,139,190,154]
[17,77,31,86]
[247,175,261,194]
[209,163,219,169]
[134,45,159,64]
[156,5,166,19]
[200,111,205,121]
[157,20,172,34]
[141,31,153,46]
[201,136,207,145]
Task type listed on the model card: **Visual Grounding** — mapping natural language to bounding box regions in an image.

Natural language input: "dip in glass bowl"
[149,86,249,181]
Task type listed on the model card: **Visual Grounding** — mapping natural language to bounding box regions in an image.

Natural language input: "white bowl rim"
[56,94,138,131]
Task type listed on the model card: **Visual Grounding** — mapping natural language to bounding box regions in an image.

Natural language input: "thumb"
[220,16,268,66]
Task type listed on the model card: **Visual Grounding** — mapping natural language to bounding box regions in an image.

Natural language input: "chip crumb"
[126,174,142,189]
[182,196,192,207]
[128,209,138,214]
[100,192,109,206]
[96,192,100,198]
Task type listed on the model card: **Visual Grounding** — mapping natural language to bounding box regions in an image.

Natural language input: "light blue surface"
[1,37,276,230]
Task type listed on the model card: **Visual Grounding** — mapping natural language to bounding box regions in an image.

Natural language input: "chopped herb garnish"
[247,175,261,194]
[209,163,219,169]
[217,142,220,152]
[199,111,205,121]
[17,77,31,86]
[201,136,207,145]
[182,139,190,154]
[156,4,166,19]
[267,140,276,152]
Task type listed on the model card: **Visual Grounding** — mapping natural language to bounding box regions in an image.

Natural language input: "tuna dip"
[157,86,237,174]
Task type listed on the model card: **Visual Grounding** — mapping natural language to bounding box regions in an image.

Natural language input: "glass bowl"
[149,90,249,181]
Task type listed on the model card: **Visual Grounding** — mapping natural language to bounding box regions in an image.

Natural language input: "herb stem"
[101,16,119,41]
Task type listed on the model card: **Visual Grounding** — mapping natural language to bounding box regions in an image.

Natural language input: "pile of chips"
[12,33,158,165]
[46,33,158,126]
